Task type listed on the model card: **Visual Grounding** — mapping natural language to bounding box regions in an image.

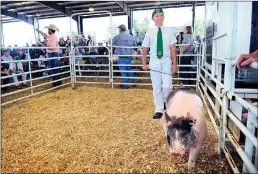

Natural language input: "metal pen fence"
[1,21,257,174]
[198,29,258,173]
[1,46,71,106]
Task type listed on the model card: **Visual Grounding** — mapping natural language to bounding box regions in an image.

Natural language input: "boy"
[142,8,178,119]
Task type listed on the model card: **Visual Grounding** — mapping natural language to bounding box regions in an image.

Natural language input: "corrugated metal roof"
[1,1,205,23]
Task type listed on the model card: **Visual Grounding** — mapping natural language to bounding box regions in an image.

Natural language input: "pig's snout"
[169,147,185,156]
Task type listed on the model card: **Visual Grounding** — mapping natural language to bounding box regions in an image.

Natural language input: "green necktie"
[157,27,163,59]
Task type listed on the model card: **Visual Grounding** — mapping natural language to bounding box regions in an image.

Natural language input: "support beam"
[66,2,117,10]
[128,8,133,33]
[37,1,77,21]
[82,12,126,19]
[1,20,5,46]
[1,9,34,25]
[33,18,39,43]
[36,15,67,20]
[19,9,54,15]
[72,6,121,13]
[14,5,46,12]
[77,16,83,34]
[1,2,36,8]
[116,1,130,15]
[116,2,132,32]
[192,1,196,32]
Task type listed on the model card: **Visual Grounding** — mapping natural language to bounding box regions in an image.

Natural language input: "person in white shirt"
[1,50,25,89]
[134,31,143,46]
[142,8,178,119]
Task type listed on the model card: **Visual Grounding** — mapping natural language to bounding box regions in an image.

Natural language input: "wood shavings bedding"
[2,86,229,173]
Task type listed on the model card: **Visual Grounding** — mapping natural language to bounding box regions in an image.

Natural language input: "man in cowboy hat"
[142,8,178,119]
[36,24,62,87]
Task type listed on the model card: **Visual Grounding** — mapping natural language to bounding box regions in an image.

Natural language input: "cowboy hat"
[44,24,60,32]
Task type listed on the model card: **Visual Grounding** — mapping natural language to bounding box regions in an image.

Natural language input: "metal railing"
[1,29,257,174]
[71,45,111,86]
[1,44,201,106]
[110,45,200,89]
[199,28,258,173]
[1,46,71,106]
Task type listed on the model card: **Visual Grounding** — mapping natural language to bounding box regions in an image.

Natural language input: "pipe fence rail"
[198,28,258,173]
[1,41,257,173]
[1,46,71,106]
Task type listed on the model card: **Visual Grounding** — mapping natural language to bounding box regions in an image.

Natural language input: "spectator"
[236,50,258,69]
[86,35,96,54]
[74,36,80,47]
[65,39,72,56]
[86,35,93,46]
[179,26,195,85]
[1,58,11,92]
[74,47,83,63]
[36,24,62,87]
[98,43,108,55]
[66,36,70,44]
[81,48,86,56]
[58,38,66,54]
[81,35,87,46]
[176,34,183,54]
[12,44,19,57]
[29,45,45,59]
[1,50,22,89]
[15,48,28,72]
[134,31,143,46]
[77,36,84,53]
[179,32,184,39]
[74,48,83,75]
[13,49,27,88]
[66,39,71,48]
[26,43,29,47]
[176,34,183,44]
[112,24,137,89]
[196,36,202,53]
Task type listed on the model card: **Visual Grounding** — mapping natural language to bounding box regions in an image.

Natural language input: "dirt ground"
[2,86,229,173]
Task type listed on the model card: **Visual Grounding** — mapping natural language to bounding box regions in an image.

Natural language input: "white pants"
[149,57,173,113]
[12,73,27,86]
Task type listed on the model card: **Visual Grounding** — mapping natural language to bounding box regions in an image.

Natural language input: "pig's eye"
[167,135,171,146]
[167,135,175,147]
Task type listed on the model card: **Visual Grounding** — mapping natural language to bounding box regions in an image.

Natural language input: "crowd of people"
[3,9,255,96]
[1,24,203,93]
[1,29,112,93]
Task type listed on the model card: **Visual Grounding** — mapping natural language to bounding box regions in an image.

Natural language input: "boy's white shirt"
[142,25,177,59]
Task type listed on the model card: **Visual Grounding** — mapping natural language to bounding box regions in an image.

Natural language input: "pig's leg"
[187,145,202,172]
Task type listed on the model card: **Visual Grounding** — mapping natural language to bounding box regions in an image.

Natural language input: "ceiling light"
[89,7,94,12]
[155,1,161,6]
[36,11,41,17]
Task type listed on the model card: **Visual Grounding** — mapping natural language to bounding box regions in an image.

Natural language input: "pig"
[162,87,207,172]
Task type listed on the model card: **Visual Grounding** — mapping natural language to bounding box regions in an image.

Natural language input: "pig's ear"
[164,111,176,126]
[164,111,171,125]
